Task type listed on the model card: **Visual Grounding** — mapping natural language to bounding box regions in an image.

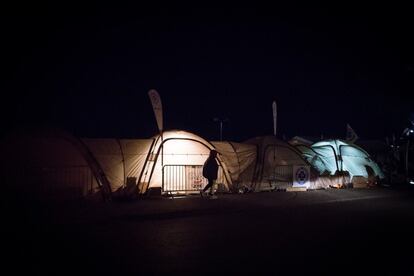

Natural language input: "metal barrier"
[162,165,225,193]
[271,165,293,182]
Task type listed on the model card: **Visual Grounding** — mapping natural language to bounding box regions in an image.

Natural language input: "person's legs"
[203,178,213,194]
[209,179,215,195]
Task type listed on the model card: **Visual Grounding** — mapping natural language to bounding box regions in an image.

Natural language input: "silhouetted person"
[201,150,219,197]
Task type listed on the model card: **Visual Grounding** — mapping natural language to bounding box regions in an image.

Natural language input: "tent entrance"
[162,165,208,194]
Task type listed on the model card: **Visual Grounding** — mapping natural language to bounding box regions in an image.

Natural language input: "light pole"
[213,117,229,141]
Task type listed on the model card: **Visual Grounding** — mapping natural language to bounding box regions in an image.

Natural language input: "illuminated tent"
[296,139,384,186]
[50,130,235,196]
[135,130,233,194]
[240,136,312,191]
[1,128,111,202]
[84,131,256,195]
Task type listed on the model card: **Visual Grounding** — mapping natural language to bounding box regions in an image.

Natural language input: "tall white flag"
[148,89,163,131]
[272,100,277,137]
[346,123,358,143]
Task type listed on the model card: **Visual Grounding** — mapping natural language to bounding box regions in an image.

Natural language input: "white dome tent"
[296,139,384,188]
[137,130,232,195]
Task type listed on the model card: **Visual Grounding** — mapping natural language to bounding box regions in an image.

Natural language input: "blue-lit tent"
[296,139,384,183]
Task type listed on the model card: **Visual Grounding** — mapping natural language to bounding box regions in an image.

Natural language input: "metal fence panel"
[163,165,211,193]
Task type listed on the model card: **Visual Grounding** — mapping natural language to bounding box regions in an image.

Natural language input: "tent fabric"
[211,141,257,190]
[1,128,103,201]
[5,127,387,199]
[82,139,125,192]
[1,128,242,200]
[297,145,338,176]
[298,139,384,180]
[83,134,218,194]
[82,139,153,193]
[240,136,311,191]
[120,139,154,179]
[140,130,232,194]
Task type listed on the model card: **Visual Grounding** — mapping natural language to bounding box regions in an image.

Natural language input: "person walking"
[201,149,219,198]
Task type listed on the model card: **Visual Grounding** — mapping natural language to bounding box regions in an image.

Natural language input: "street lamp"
[213,117,229,141]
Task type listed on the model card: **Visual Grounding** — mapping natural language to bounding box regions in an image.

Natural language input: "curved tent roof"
[82,138,153,193]
[241,136,310,191]
[298,139,384,179]
[211,141,257,188]
[139,130,232,193]
[245,136,308,165]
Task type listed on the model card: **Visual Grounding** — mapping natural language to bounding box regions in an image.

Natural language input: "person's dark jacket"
[202,156,219,180]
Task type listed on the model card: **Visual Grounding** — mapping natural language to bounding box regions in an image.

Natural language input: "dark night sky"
[1,3,413,142]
